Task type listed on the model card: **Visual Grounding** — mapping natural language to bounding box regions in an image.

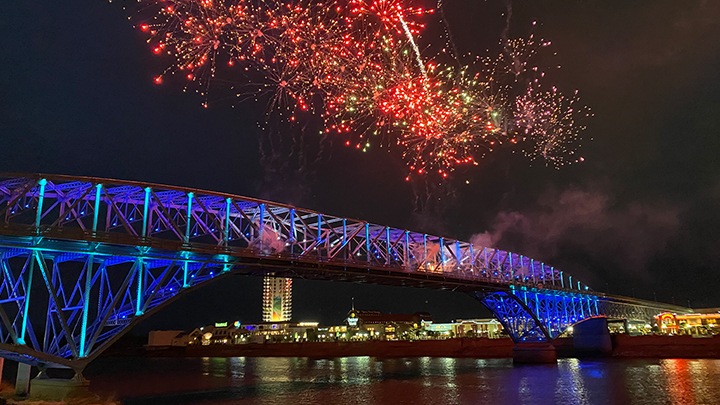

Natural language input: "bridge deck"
[0,174,691,368]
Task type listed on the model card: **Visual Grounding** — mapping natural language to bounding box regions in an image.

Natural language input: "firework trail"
[435,0,460,67]
[123,0,591,181]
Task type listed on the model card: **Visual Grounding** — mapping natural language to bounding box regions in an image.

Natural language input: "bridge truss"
[0,174,690,371]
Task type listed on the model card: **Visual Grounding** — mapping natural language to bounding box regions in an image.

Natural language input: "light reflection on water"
[86,357,720,405]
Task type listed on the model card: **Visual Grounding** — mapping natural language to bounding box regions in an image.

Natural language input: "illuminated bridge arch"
[0,174,689,371]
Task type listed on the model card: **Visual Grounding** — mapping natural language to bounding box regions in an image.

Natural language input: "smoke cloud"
[471,187,681,278]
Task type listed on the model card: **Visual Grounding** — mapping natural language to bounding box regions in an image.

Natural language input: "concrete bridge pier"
[573,317,612,356]
[15,362,32,396]
[512,343,557,364]
[28,368,92,401]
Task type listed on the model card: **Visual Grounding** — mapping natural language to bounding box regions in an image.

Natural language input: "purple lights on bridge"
[0,174,690,373]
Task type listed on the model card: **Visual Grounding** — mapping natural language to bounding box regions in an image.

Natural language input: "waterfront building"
[241,322,319,342]
[345,308,432,340]
[449,318,504,338]
[173,315,505,346]
[180,321,321,345]
[151,306,509,348]
[606,319,653,335]
[657,309,720,336]
[147,330,193,347]
[192,321,249,345]
[262,276,292,322]
[421,319,504,339]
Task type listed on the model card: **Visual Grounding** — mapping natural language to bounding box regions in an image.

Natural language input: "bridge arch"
[0,174,689,372]
[472,288,601,342]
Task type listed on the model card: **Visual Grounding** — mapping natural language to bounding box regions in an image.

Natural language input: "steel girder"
[0,174,586,292]
[473,287,601,342]
[0,243,232,369]
[0,174,692,366]
[599,299,674,324]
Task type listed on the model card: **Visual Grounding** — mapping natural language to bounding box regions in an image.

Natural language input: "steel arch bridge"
[0,174,690,372]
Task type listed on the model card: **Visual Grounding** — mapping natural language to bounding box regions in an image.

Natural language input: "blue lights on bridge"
[0,174,687,371]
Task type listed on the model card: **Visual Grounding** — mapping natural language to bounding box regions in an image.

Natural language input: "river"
[85,357,720,404]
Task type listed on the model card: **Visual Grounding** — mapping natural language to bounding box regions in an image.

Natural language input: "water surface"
[86,357,720,404]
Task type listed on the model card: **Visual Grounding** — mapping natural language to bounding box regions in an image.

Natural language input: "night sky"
[2,1,720,332]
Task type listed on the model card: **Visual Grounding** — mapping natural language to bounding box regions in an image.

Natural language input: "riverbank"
[138,335,720,359]
[184,338,515,358]
[0,380,119,405]
[611,334,720,358]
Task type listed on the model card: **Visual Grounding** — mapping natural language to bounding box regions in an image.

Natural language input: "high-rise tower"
[262,276,292,322]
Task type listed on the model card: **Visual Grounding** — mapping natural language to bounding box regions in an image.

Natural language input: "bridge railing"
[0,174,591,293]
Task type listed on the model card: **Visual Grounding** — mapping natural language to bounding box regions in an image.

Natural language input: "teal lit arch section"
[0,245,237,370]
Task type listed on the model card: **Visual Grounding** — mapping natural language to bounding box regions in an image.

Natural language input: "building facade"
[345,309,433,340]
[262,276,292,322]
[657,309,720,336]
[154,316,508,347]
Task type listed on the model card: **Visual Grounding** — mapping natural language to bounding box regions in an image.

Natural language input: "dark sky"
[2,1,720,331]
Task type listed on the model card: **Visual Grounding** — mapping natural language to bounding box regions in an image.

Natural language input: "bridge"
[0,174,690,377]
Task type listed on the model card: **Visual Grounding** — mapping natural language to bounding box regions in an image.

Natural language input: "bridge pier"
[573,317,612,356]
[15,362,31,396]
[29,370,92,401]
[512,343,557,364]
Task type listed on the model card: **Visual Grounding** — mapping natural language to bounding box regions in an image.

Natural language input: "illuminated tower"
[262,276,292,322]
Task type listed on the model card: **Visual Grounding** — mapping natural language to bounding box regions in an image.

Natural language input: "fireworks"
[126,0,590,180]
